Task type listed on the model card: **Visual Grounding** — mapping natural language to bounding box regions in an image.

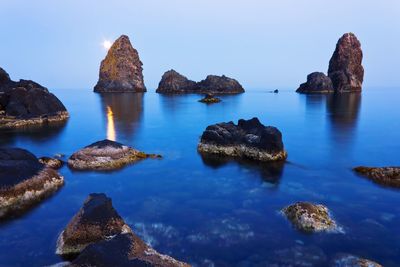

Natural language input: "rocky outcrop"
[282,202,338,233]
[68,139,161,171]
[353,166,400,188]
[57,193,190,267]
[296,72,334,93]
[328,33,364,92]
[0,148,64,219]
[198,93,221,104]
[38,157,64,169]
[156,70,244,94]
[198,118,287,162]
[94,35,146,93]
[0,67,68,129]
[331,254,382,267]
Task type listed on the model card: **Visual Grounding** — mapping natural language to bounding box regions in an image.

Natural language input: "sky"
[0,0,399,90]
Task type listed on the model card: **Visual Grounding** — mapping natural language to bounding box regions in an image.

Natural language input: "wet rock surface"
[354,166,400,188]
[0,67,68,129]
[328,33,364,92]
[156,70,244,94]
[0,148,64,219]
[282,202,338,233]
[198,118,287,162]
[331,254,382,267]
[68,139,161,171]
[38,157,64,169]
[94,35,146,93]
[296,72,334,93]
[198,93,221,104]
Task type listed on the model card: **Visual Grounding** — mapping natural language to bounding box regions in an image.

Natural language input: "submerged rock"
[0,67,68,129]
[198,93,221,104]
[198,118,287,162]
[57,193,189,266]
[156,70,244,94]
[331,254,382,267]
[68,139,161,171]
[39,157,64,169]
[94,35,146,93]
[282,202,338,233]
[0,148,64,219]
[296,72,334,94]
[328,33,364,92]
[353,166,400,188]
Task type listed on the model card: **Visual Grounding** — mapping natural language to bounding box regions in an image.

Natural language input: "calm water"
[0,88,399,266]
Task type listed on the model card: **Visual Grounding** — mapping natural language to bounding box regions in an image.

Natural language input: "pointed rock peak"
[0,67,11,85]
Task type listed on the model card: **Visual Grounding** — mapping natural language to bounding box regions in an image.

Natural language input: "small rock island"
[94,35,146,93]
[198,93,221,104]
[0,67,68,129]
[0,148,64,219]
[331,254,382,267]
[198,118,287,162]
[297,33,364,93]
[353,166,400,188]
[57,193,189,266]
[68,139,160,171]
[156,69,244,94]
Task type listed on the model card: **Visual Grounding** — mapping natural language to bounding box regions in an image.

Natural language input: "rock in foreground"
[68,139,160,171]
[156,70,244,94]
[282,202,338,233]
[198,118,287,162]
[94,35,146,93]
[331,254,382,267]
[296,72,334,94]
[354,166,400,188]
[198,93,221,104]
[328,33,364,92]
[0,67,68,129]
[0,148,64,219]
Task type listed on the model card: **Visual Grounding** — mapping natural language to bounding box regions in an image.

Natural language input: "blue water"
[0,88,399,266]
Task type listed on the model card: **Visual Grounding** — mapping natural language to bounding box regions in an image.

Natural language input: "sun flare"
[102,40,112,50]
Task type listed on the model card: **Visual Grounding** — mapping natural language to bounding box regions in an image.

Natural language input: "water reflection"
[98,93,144,142]
[326,93,361,129]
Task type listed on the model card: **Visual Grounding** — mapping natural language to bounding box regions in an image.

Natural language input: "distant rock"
[0,67,68,129]
[38,157,64,169]
[282,202,338,233]
[331,254,382,267]
[156,70,244,94]
[57,193,190,267]
[328,33,364,92]
[198,93,221,104]
[94,35,146,93]
[68,139,161,171]
[273,89,279,93]
[353,166,400,188]
[296,72,334,93]
[198,118,287,162]
[0,148,64,219]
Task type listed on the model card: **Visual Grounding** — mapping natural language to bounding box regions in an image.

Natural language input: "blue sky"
[0,0,399,90]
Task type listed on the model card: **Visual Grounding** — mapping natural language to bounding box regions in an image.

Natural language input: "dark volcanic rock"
[198,93,221,104]
[0,148,64,219]
[155,70,197,93]
[156,70,244,94]
[296,72,334,93]
[331,254,382,267]
[68,139,161,171]
[0,67,68,129]
[94,35,146,93]
[198,117,287,162]
[328,33,364,92]
[354,166,400,188]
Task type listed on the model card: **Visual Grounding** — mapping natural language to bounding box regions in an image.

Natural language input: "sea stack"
[328,33,364,92]
[0,67,68,129]
[296,72,334,93]
[155,70,197,93]
[94,35,146,93]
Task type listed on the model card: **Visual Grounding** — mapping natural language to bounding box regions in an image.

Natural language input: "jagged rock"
[198,93,221,104]
[353,166,400,188]
[68,139,160,171]
[331,254,382,267]
[296,72,334,93]
[94,35,146,93]
[38,157,64,169]
[156,70,244,94]
[57,193,190,267]
[282,202,338,233]
[0,148,64,219]
[0,67,68,129]
[155,70,197,94]
[328,33,364,92]
[198,118,287,162]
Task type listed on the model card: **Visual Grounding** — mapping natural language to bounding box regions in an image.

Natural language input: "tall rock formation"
[328,33,364,92]
[94,35,146,93]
